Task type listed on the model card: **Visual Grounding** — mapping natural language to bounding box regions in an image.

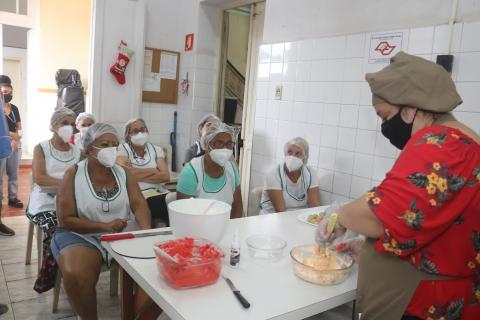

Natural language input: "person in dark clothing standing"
[0,77,15,236]
[0,76,23,235]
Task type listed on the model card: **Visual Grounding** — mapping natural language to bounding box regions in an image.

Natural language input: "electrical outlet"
[275,85,283,100]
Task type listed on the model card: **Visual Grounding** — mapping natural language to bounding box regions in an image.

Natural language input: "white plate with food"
[296,206,329,227]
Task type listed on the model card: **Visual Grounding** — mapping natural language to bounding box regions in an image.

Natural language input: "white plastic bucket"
[168,198,231,244]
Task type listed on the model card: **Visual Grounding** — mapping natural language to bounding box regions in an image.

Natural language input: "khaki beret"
[365,51,462,112]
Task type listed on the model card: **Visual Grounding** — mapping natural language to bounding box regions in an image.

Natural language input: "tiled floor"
[0,216,124,320]
[0,168,353,320]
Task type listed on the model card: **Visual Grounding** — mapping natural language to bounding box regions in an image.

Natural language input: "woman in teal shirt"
[176,122,243,218]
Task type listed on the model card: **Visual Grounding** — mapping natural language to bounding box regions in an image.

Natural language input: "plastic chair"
[25,220,43,272]
[248,187,264,216]
[25,173,43,271]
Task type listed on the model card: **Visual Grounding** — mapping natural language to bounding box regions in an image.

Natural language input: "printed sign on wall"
[368,32,405,64]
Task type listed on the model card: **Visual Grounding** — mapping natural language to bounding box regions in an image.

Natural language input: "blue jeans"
[0,147,20,208]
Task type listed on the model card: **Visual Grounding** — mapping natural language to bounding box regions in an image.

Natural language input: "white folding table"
[102,207,357,320]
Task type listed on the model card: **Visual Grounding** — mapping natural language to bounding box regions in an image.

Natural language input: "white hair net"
[123,118,148,141]
[200,122,234,150]
[83,123,119,150]
[197,113,221,136]
[284,137,309,163]
[50,107,76,126]
[75,112,96,126]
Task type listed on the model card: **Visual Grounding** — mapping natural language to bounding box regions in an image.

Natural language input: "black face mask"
[381,109,414,150]
[3,93,12,103]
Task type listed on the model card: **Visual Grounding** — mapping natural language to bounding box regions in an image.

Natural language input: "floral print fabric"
[367,125,480,319]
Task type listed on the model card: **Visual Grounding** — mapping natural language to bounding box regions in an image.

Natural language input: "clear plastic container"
[246,234,287,263]
[154,238,223,289]
[290,244,353,285]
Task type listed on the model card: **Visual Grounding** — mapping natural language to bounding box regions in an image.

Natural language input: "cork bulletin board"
[142,47,180,104]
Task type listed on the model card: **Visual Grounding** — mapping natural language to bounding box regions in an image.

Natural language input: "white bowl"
[168,199,231,244]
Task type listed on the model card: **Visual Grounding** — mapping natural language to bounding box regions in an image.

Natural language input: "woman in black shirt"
[0,77,23,211]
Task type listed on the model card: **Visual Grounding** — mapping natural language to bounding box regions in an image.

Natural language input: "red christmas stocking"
[110,41,134,85]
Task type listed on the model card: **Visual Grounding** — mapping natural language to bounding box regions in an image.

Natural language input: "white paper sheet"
[159,52,178,80]
[143,72,161,92]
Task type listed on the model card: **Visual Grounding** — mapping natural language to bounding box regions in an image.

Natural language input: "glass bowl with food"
[290,244,353,285]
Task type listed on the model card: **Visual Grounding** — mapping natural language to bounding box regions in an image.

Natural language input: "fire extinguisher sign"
[368,32,405,64]
[185,33,194,51]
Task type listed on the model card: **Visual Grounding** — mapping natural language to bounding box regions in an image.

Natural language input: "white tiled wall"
[250,21,480,205]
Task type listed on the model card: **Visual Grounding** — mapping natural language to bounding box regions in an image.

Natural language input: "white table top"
[102,207,357,320]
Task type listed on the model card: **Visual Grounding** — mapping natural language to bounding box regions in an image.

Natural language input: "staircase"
[225,60,245,108]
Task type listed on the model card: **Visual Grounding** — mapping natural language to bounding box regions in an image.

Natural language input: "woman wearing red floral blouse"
[317,52,480,320]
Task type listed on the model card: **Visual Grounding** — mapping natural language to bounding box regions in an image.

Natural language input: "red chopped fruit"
[157,237,222,261]
[155,238,223,289]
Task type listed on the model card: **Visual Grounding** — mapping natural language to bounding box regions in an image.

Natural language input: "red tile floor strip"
[1,167,32,217]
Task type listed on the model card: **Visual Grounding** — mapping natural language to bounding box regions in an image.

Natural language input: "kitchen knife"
[100,230,173,242]
[223,276,250,309]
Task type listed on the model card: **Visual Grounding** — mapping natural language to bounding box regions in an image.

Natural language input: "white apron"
[71,160,137,264]
[28,140,81,215]
[189,156,237,205]
[73,160,134,223]
[121,142,167,193]
[260,164,312,214]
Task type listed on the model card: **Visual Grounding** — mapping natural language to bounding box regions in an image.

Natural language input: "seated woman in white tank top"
[117,118,170,226]
[260,137,321,214]
[53,123,160,319]
[27,106,81,293]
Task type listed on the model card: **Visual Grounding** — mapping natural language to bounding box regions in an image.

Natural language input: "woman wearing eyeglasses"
[176,122,243,218]
[28,107,81,293]
[117,118,170,226]
[53,123,156,320]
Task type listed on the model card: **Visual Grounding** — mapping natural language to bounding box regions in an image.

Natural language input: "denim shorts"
[51,228,96,260]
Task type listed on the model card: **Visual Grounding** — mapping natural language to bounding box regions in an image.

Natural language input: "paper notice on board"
[159,52,178,80]
[143,73,161,92]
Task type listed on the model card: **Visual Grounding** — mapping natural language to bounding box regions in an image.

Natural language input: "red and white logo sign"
[185,33,194,51]
[375,41,396,56]
[368,32,405,64]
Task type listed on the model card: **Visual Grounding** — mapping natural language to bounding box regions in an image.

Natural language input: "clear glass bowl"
[290,244,353,285]
[246,234,287,263]
[154,238,223,289]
